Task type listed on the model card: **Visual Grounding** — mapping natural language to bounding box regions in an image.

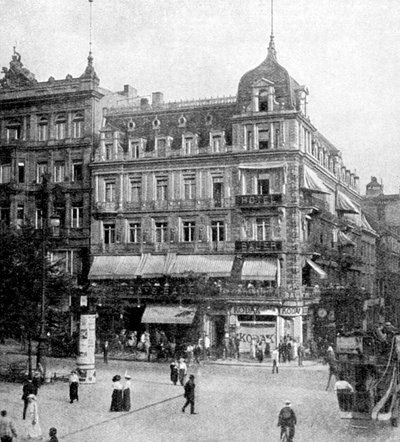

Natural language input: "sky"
[1,0,400,194]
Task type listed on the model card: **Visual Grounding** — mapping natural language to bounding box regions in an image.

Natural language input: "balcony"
[235,194,283,209]
[235,240,283,253]
[94,201,119,212]
[123,197,234,213]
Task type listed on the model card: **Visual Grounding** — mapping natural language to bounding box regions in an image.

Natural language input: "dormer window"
[55,114,66,140]
[130,141,140,159]
[127,119,135,131]
[210,131,225,153]
[205,114,213,126]
[184,137,193,155]
[178,115,187,128]
[38,116,48,141]
[72,113,84,138]
[152,117,160,130]
[259,90,269,111]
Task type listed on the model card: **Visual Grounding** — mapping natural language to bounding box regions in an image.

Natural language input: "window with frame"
[212,178,224,207]
[72,161,83,182]
[36,163,47,183]
[38,117,48,141]
[54,203,65,228]
[211,135,221,153]
[6,122,21,142]
[16,205,24,228]
[156,138,166,157]
[105,144,113,161]
[257,176,270,195]
[72,113,84,138]
[258,129,269,150]
[129,222,141,243]
[105,181,116,203]
[183,221,195,242]
[103,223,116,244]
[256,218,271,241]
[259,91,269,111]
[184,137,193,155]
[129,141,140,159]
[184,176,196,200]
[55,114,66,140]
[71,206,83,228]
[53,162,65,183]
[155,221,168,243]
[130,179,141,203]
[0,164,11,184]
[273,123,280,148]
[18,161,25,183]
[211,220,225,242]
[156,177,168,201]
[246,126,253,149]
[0,207,10,227]
[35,209,43,229]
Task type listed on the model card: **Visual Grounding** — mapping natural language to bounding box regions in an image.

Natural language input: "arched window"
[38,116,48,141]
[72,113,84,138]
[55,114,66,140]
[259,90,269,112]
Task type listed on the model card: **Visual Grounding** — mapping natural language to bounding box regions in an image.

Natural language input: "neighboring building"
[0,48,126,284]
[89,34,377,351]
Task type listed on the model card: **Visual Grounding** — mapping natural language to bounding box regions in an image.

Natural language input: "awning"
[306,259,327,279]
[238,161,286,170]
[136,253,167,278]
[302,166,330,194]
[169,255,234,278]
[361,213,376,234]
[241,259,277,281]
[336,191,359,214]
[141,305,197,324]
[88,255,141,280]
[338,231,356,246]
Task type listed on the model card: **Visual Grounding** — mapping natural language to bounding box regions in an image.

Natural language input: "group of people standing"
[278,337,304,365]
[110,372,131,412]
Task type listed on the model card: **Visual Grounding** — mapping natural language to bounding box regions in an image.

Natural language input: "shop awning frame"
[141,305,197,324]
[241,258,278,281]
[168,255,234,278]
[306,258,327,279]
[88,255,142,280]
[336,191,359,214]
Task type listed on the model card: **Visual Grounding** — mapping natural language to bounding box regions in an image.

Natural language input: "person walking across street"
[48,427,59,442]
[0,410,17,442]
[170,360,179,385]
[103,340,109,364]
[25,394,42,440]
[297,343,304,367]
[182,375,196,414]
[123,372,131,412]
[110,375,124,412]
[21,378,36,420]
[69,370,79,404]
[277,400,297,441]
[272,347,279,374]
[178,358,187,386]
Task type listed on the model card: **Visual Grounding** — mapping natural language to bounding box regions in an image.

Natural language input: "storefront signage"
[280,306,303,316]
[235,194,282,207]
[236,323,276,352]
[336,336,362,354]
[231,305,278,315]
[235,240,282,253]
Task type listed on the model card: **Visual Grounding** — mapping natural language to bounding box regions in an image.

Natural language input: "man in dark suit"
[21,379,35,420]
[182,375,196,415]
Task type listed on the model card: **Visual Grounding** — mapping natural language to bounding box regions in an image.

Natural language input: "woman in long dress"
[110,375,123,411]
[69,370,79,403]
[123,372,131,411]
[26,393,43,439]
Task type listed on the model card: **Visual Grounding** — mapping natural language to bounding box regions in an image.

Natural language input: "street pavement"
[0,352,399,441]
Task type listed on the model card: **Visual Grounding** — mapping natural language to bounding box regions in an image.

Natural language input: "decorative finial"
[267,0,277,61]
[80,0,99,81]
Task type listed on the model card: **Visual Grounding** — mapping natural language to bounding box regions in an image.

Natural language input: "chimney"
[123,85,137,98]
[151,92,164,108]
[140,98,150,110]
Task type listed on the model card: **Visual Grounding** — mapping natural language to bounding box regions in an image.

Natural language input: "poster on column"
[77,314,96,366]
[236,322,277,353]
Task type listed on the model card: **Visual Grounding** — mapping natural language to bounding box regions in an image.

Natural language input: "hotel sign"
[235,240,282,253]
[235,194,282,207]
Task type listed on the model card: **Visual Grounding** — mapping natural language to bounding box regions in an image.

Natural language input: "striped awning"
[136,254,167,278]
[241,259,277,281]
[141,305,197,324]
[88,255,141,280]
[169,255,234,278]
[302,166,330,194]
[338,231,356,246]
[306,259,327,279]
[336,191,359,214]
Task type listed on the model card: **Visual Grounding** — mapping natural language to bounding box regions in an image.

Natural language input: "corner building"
[89,36,376,352]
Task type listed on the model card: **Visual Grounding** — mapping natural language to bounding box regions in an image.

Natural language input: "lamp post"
[36,172,60,377]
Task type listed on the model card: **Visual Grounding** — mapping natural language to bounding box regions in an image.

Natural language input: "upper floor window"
[0,164,11,184]
[0,207,10,227]
[184,176,196,200]
[72,113,84,138]
[6,121,21,142]
[155,221,168,243]
[18,161,25,183]
[71,206,83,228]
[259,90,269,111]
[16,205,24,228]
[258,129,269,150]
[156,177,168,201]
[257,176,270,195]
[246,126,253,150]
[130,179,141,203]
[156,138,166,157]
[183,221,196,242]
[105,181,116,203]
[72,161,83,182]
[36,163,47,183]
[211,220,225,242]
[184,137,193,155]
[35,209,43,229]
[212,178,224,207]
[211,135,221,153]
[129,222,141,243]
[256,218,271,241]
[55,114,66,140]
[103,223,116,244]
[38,117,48,141]
[129,141,140,159]
[53,162,65,183]
[105,144,113,161]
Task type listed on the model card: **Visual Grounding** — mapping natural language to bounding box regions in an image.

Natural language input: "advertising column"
[77,314,96,383]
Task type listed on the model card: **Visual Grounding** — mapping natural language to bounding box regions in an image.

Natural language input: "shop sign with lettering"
[236,323,277,352]
[280,306,303,316]
[231,305,278,315]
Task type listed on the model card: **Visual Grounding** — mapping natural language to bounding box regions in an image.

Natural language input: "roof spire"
[267,0,277,61]
[80,0,99,81]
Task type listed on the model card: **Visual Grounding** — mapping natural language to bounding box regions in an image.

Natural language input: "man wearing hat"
[21,378,36,420]
[182,374,196,415]
[277,400,297,441]
[69,370,79,404]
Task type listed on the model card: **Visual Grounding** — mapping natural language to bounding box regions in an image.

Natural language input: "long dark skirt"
[123,388,131,411]
[110,389,123,411]
[170,368,178,385]
[69,382,79,402]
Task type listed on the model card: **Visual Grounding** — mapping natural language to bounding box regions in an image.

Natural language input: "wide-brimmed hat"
[124,371,131,379]
[112,375,121,382]
[285,400,291,406]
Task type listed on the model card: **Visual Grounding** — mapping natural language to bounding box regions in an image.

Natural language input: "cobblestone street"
[0,355,399,441]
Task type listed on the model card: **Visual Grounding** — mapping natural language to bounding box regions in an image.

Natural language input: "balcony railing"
[123,197,234,212]
[235,194,283,208]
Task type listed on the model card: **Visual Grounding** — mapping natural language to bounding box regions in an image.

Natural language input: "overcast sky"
[1,0,399,194]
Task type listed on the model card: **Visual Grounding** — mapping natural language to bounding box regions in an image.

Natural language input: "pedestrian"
[0,410,17,442]
[22,378,36,420]
[272,347,279,374]
[204,334,210,358]
[256,342,264,363]
[250,336,256,359]
[110,375,124,412]
[103,340,109,364]
[25,394,42,440]
[193,344,201,364]
[69,370,79,403]
[144,332,151,362]
[48,427,59,442]
[326,359,338,391]
[178,358,187,386]
[292,339,298,362]
[170,360,179,385]
[326,344,335,363]
[32,370,41,395]
[334,374,354,412]
[287,340,292,363]
[182,374,196,414]
[186,343,194,366]
[297,343,304,367]
[123,372,131,412]
[277,400,297,442]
